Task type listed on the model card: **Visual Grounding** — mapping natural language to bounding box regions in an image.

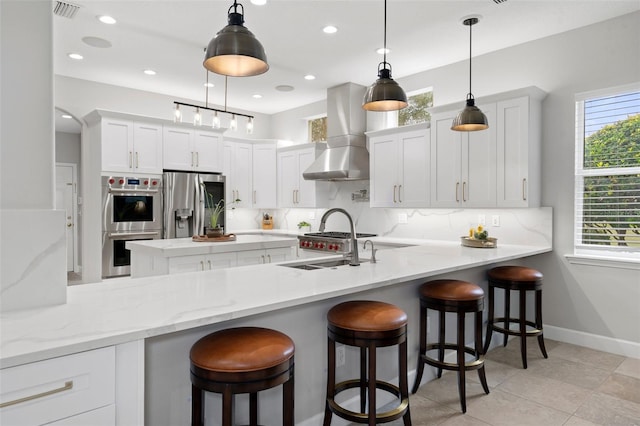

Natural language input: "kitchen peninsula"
[1,235,551,425]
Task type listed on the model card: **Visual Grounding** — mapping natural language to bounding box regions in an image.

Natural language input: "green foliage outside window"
[399,91,433,126]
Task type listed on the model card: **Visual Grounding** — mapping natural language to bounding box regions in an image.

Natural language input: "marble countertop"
[125,234,298,257]
[0,238,550,368]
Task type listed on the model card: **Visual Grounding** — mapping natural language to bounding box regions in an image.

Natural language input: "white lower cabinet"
[168,252,238,274]
[0,347,115,426]
[236,247,293,267]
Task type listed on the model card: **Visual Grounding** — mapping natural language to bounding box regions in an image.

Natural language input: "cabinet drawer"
[0,347,115,426]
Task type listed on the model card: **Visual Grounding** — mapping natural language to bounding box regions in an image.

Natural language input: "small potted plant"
[204,189,240,238]
[297,221,311,233]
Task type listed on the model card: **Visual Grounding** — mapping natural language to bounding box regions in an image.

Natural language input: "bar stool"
[412,279,489,413]
[190,327,295,426]
[323,300,411,426]
[483,265,548,369]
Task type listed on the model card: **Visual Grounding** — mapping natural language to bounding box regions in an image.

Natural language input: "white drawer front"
[0,347,115,426]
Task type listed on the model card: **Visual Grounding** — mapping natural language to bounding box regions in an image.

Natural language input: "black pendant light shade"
[452,17,488,131]
[203,1,268,77]
[362,0,407,111]
[363,63,408,111]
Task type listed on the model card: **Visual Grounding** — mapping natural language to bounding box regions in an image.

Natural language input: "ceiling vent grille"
[493,0,508,3]
[53,1,80,19]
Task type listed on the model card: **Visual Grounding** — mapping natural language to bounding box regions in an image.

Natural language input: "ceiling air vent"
[493,0,508,3]
[53,1,80,19]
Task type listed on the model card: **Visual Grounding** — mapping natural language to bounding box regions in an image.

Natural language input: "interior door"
[55,164,76,271]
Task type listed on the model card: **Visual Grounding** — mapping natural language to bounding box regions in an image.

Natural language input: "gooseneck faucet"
[319,208,360,266]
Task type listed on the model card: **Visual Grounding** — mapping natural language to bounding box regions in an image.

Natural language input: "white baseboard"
[544,324,640,359]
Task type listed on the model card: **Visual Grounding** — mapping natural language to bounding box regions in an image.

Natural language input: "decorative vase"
[206,226,224,238]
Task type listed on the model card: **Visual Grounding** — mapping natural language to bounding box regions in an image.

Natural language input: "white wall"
[55,132,81,164]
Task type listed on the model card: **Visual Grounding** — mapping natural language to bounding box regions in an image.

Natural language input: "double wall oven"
[102,175,162,278]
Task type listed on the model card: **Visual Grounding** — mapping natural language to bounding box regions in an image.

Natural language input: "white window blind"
[574,84,640,260]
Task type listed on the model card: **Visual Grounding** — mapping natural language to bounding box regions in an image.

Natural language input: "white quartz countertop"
[125,234,298,257]
[0,238,550,368]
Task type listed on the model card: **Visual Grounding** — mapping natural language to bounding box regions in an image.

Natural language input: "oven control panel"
[103,176,162,189]
[298,237,349,254]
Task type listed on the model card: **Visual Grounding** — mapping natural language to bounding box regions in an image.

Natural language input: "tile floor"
[394,340,640,426]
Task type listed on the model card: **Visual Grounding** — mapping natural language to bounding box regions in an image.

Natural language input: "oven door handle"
[107,231,160,239]
[108,188,159,194]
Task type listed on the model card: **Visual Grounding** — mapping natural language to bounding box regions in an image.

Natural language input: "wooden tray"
[461,236,497,248]
[192,233,237,242]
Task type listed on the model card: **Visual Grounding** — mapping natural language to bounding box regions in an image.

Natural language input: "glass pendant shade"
[451,95,488,131]
[363,65,408,111]
[203,2,268,77]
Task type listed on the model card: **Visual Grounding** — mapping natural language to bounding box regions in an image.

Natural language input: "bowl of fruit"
[461,225,497,248]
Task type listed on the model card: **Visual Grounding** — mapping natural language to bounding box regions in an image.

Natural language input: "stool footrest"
[491,318,543,337]
[422,343,484,371]
[327,379,409,424]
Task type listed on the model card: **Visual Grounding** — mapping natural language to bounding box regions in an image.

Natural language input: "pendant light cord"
[224,76,228,112]
[468,20,473,100]
[205,70,209,108]
[383,0,387,65]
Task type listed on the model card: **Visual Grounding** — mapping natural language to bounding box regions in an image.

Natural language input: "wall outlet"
[398,213,408,224]
[336,344,346,367]
[477,214,486,225]
[492,215,500,226]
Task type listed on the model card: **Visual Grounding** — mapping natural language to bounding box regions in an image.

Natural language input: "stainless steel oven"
[102,176,162,278]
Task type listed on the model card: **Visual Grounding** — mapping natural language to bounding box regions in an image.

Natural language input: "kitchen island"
[1,238,551,425]
[126,234,298,277]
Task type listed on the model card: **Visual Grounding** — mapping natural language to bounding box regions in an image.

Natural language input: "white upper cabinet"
[430,104,497,208]
[223,140,252,208]
[101,118,162,174]
[251,142,277,209]
[369,123,430,208]
[163,126,224,173]
[277,144,329,208]
[429,87,545,208]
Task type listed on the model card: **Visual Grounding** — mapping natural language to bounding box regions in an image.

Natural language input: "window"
[398,89,433,126]
[308,116,327,143]
[574,84,640,261]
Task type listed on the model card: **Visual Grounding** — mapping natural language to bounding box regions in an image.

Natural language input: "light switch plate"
[398,213,408,224]
[477,214,486,225]
[492,215,500,226]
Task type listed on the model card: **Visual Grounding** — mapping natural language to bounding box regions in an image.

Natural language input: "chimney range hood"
[303,83,369,181]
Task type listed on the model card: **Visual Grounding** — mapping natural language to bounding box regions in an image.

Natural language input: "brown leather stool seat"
[323,300,411,426]
[483,265,548,369]
[190,327,295,426]
[412,279,489,413]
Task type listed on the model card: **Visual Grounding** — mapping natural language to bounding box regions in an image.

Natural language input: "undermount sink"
[280,258,370,270]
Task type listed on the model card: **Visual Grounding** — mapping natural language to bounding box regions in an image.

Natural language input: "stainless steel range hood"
[303,83,369,181]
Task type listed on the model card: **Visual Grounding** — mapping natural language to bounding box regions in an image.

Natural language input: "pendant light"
[203,0,268,77]
[452,17,488,131]
[362,0,408,111]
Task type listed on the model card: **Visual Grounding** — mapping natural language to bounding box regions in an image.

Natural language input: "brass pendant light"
[362,0,408,111]
[203,0,268,77]
[452,17,489,131]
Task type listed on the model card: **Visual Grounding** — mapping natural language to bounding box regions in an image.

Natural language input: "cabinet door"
[264,247,293,263]
[232,143,253,207]
[399,128,430,207]
[206,252,237,270]
[369,135,399,207]
[463,103,497,207]
[497,96,530,207]
[296,148,317,207]
[168,255,206,274]
[277,151,298,207]
[252,144,277,208]
[48,405,115,425]
[163,127,195,171]
[194,130,223,173]
[133,122,162,174]
[431,111,463,207]
[236,249,267,267]
[223,142,234,202]
[102,118,134,173]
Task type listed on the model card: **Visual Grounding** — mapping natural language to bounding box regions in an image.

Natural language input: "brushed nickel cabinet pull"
[522,178,527,201]
[129,151,133,168]
[135,152,139,168]
[393,185,397,203]
[463,181,467,202]
[200,260,205,271]
[191,152,195,167]
[207,260,212,270]
[456,182,460,202]
[261,255,266,264]
[398,185,402,203]
[253,190,256,204]
[267,254,271,263]
[0,381,73,408]
[195,152,199,167]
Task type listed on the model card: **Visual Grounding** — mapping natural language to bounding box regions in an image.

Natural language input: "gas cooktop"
[304,232,377,239]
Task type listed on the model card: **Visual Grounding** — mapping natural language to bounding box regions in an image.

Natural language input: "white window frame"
[571,82,640,268]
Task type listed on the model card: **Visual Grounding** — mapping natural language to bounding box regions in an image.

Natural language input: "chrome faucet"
[319,208,360,266]
[363,240,377,263]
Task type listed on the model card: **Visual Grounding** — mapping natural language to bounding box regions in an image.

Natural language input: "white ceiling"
[54,0,639,126]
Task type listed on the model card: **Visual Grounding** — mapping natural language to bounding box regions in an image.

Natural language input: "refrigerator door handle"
[194,174,202,236]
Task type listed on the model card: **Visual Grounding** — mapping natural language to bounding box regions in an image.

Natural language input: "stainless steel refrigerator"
[163,171,226,238]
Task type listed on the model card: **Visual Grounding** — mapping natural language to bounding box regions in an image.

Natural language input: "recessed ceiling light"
[82,36,112,48]
[97,15,116,25]
[276,85,295,92]
[143,69,156,75]
[304,74,316,80]
[68,53,83,60]
[61,114,73,119]
[323,25,338,34]
[376,47,390,55]
[252,94,263,99]
[204,82,214,88]
[250,0,267,4]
